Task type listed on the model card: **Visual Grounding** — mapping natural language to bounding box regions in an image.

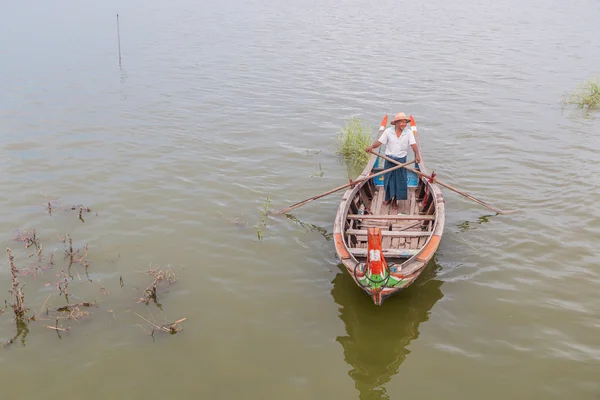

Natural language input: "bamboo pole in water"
[117,14,122,66]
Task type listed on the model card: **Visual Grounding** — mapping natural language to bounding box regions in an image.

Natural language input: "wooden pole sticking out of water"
[117,14,122,66]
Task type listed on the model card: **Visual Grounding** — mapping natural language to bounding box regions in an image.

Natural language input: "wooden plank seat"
[348,248,420,257]
[345,229,430,237]
[359,221,391,228]
[346,214,435,220]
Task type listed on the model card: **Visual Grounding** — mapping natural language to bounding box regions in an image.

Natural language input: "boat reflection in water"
[331,258,444,399]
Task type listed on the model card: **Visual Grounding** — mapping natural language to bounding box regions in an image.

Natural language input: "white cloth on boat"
[378,126,416,158]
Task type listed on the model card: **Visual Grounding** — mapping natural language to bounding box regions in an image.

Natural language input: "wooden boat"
[333,114,445,306]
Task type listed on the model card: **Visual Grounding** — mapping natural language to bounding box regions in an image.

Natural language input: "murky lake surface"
[1,0,600,398]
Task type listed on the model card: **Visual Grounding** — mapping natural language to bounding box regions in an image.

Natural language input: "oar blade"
[380,115,388,130]
[409,115,417,133]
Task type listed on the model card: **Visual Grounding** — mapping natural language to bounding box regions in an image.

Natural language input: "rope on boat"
[353,262,392,291]
[422,171,437,208]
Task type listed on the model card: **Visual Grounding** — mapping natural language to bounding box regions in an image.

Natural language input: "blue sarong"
[383,155,407,201]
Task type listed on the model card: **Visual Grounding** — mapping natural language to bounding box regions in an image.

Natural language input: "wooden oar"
[370,151,518,215]
[274,158,416,215]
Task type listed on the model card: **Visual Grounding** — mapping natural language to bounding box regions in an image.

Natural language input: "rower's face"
[396,120,408,130]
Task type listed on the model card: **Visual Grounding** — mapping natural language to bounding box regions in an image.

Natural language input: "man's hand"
[411,144,421,164]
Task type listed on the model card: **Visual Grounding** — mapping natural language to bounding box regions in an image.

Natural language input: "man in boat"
[365,112,421,210]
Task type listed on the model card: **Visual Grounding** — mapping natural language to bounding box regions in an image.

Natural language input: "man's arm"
[365,140,383,153]
[411,143,421,163]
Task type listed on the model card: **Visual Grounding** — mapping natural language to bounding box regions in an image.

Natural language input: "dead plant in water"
[13,229,41,251]
[217,211,248,227]
[14,228,44,259]
[13,228,55,277]
[61,234,75,265]
[58,234,90,280]
[43,317,71,339]
[139,267,178,307]
[56,269,70,303]
[33,294,95,337]
[7,248,27,318]
[77,206,92,222]
[56,302,94,320]
[256,197,271,242]
[134,312,186,337]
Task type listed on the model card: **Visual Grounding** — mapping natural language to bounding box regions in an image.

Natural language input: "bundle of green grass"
[564,78,600,113]
[336,117,373,171]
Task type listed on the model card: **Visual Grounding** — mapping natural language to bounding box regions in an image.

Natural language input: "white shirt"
[378,126,416,157]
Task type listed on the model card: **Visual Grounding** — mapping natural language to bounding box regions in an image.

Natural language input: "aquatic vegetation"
[7,248,27,319]
[457,215,492,232]
[2,199,186,346]
[138,267,178,309]
[284,213,333,241]
[217,211,248,227]
[134,312,186,336]
[311,163,324,178]
[563,78,600,114]
[256,197,271,242]
[336,117,373,171]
